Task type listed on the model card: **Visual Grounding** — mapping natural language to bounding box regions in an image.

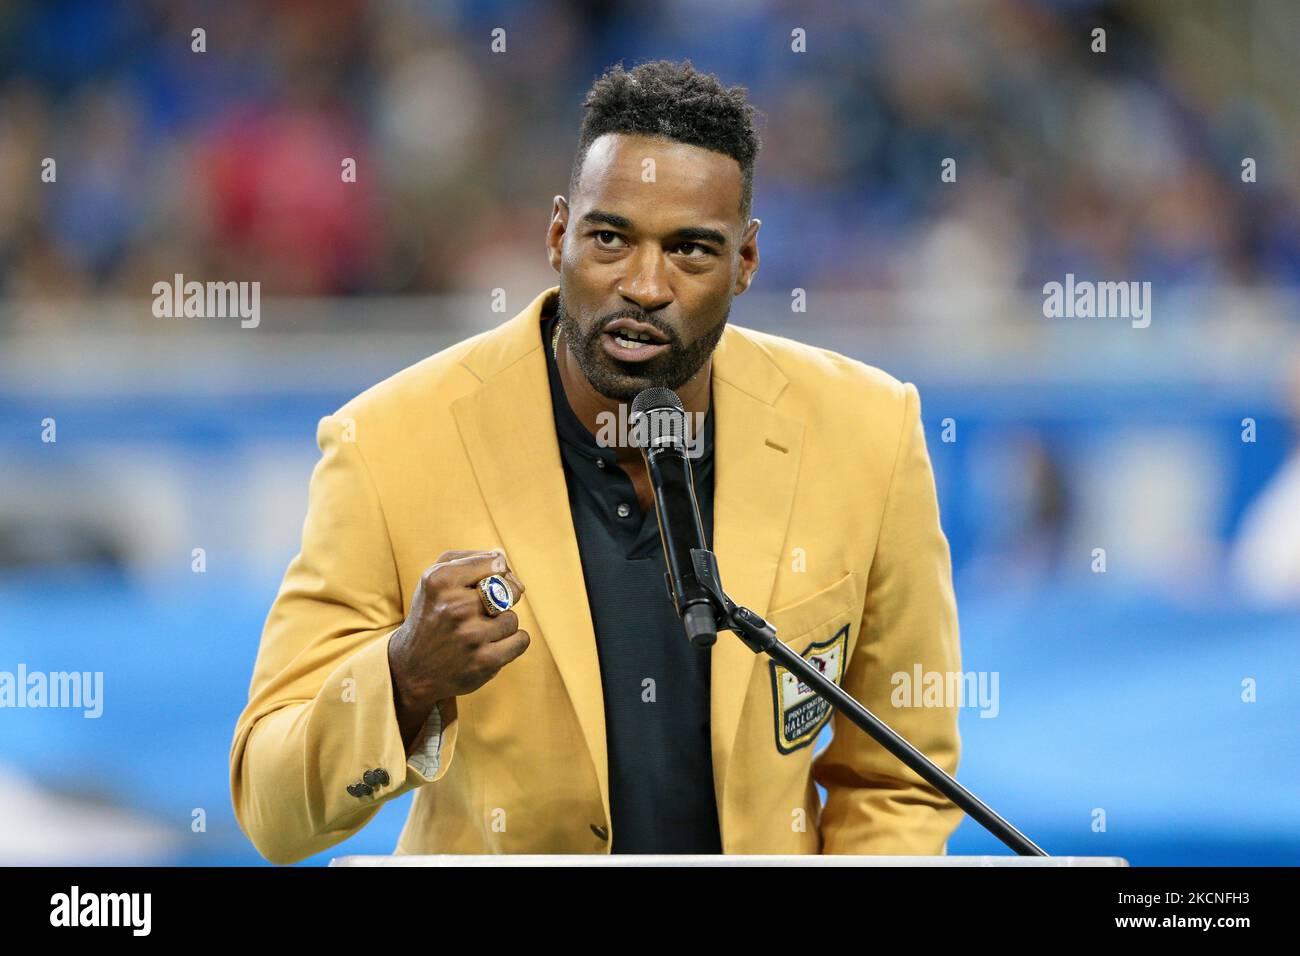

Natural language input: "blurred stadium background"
[1,0,1298,865]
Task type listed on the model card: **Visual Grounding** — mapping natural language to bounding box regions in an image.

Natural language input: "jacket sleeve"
[229,413,459,865]
[812,382,963,854]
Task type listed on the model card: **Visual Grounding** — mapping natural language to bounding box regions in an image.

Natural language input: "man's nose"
[618,248,673,312]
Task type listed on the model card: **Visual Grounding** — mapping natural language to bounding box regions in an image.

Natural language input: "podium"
[330,854,1127,867]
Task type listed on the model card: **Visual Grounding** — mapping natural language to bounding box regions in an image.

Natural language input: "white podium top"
[330,854,1127,867]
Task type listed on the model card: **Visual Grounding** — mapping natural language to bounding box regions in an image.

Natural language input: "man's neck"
[555,330,711,466]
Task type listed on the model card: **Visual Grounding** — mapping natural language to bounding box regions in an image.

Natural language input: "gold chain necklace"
[551,321,561,359]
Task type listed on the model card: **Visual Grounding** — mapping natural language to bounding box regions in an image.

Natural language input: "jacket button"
[346,783,363,798]
[350,781,373,797]
[363,768,387,788]
[373,768,390,786]
[590,824,609,841]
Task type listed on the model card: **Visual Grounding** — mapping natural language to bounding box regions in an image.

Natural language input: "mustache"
[593,311,679,345]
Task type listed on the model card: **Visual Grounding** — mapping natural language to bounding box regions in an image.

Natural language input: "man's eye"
[677,242,707,257]
[594,231,623,246]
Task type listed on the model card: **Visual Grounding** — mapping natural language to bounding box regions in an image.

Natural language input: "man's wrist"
[388,628,440,752]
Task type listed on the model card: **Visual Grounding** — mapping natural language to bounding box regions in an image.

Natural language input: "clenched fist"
[388,550,529,752]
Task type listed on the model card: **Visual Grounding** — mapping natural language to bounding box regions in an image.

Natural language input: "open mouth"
[601,322,670,362]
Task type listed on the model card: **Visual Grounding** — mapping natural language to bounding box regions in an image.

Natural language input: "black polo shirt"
[541,315,722,854]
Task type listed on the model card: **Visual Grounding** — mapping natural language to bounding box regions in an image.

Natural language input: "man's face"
[546,133,760,402]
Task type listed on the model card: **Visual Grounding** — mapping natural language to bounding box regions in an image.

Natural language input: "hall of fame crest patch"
[769,624,849,754]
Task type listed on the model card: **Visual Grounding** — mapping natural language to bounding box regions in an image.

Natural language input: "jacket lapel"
[451,288,610,825]
[707,328,804,830]
[449,287,804,844]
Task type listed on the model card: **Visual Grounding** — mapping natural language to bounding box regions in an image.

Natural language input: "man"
[230,59,963,864]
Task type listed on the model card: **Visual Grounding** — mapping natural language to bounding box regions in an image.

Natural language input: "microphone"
[630,387,718,648]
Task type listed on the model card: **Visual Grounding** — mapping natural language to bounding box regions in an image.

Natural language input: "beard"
[554,288,729,402]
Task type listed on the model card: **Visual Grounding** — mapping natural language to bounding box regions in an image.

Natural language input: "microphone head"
[631,387,684,417]
[629,387,686,450]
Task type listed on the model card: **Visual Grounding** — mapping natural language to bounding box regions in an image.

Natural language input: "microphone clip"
[687,548,778,654]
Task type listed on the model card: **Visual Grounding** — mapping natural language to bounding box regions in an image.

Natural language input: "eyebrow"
[579,210,728,248]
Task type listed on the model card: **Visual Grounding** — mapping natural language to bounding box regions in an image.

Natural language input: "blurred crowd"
[1,0,1297,321]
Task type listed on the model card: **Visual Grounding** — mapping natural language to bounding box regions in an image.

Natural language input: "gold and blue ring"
[477,574,514,617]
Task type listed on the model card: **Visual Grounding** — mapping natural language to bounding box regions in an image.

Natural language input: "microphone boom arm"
[689,548,1047,857]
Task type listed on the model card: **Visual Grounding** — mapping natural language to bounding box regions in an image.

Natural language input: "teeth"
[612,328,658,343]
[615,334,646,350]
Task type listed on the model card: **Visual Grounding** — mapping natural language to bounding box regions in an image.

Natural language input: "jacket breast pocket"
[764,571,860,755]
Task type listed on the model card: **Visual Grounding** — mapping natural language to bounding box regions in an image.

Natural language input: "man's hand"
[388,550,529,752]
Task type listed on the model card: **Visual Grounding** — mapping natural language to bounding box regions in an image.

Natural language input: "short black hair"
[570,58,762,223]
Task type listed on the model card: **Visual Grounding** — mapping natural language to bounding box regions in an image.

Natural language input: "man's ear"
[734,217,761,295]
[546,196,569,273]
